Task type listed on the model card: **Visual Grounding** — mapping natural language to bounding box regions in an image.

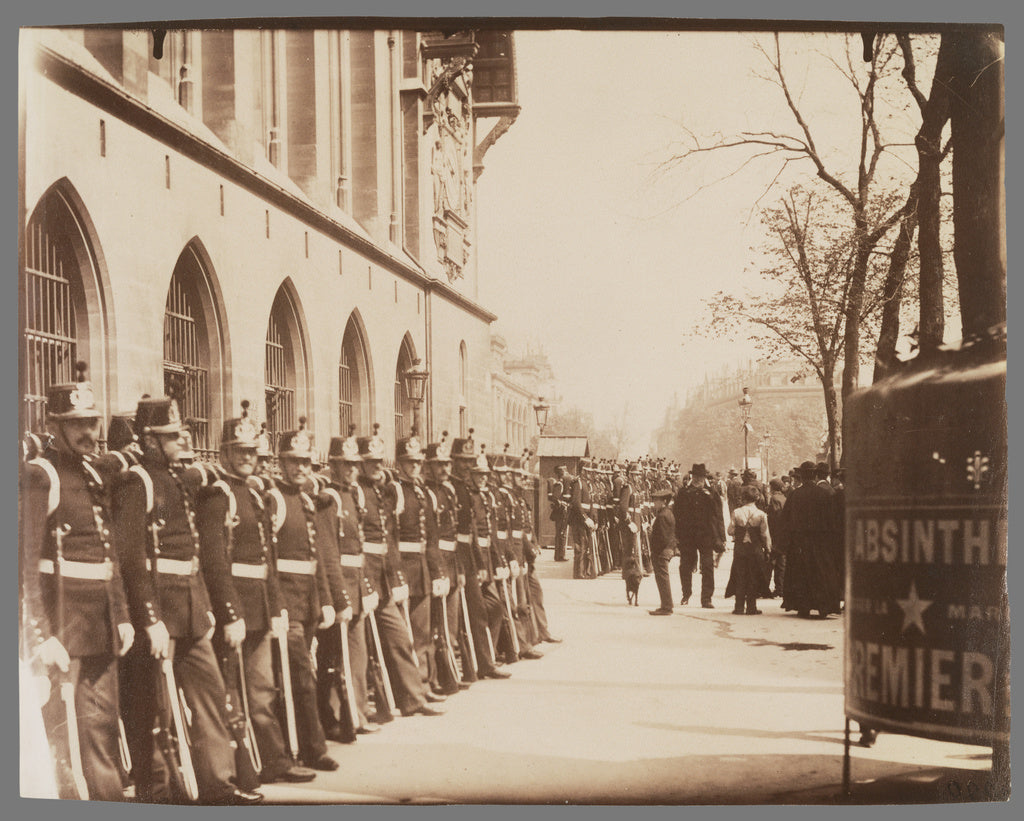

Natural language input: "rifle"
[364,609,396,714]
[457,585,478,682]
[432,596,460,695]
[273,622,300,760]
[498,577,521,657]
[336,621,359,740]
[234,644,263,776]
[148,517,200,802]
[53,523,88,800]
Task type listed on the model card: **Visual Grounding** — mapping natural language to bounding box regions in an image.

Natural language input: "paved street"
[260,548,995,805]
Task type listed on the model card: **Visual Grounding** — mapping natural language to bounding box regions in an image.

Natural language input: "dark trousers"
[553,514,568,561]
[286,620,328,766]
[315,616,370,736]
[653,548,675,610]
[239,631,291,778]
[461,569,504,673]
[572,525,596,579]
[526,566,553,640]
[374,598,428,714]
[42,654,124,801]
[405,594,434,689]
[121,634,236,803]
[679,545,716,604]
[770,550,786,596]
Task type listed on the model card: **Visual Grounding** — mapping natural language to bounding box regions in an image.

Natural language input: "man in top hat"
[112,393,263,804]
[20,362,135,801]
[193,402,316,785]
[356,425,446,717]
[450,431,510,679]
[647,488,678,615]
[261,419,345,770]
[779,461,842,618]
[673,463,726,608]
[312,426,380,738]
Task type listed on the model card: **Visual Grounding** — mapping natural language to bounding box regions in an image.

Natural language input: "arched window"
[458,341,468,437]
[265,283,309,441]
[394,336,414,441]
[22,187,105,435]
[160,242,227,460]
[339,313,372,434]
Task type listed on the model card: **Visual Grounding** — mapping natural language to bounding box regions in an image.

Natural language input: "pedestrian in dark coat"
[766,478,788,597]
[780,462,842,618]
[673,463,726,608]
[647,489,677,615]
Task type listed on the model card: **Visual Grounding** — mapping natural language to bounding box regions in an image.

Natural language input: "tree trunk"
[916,36,956,351]
[841,236,871,402]
[873,199,917,382]
[822,363,840,470]
[948,31,1006,337]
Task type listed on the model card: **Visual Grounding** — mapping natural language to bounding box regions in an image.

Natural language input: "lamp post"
[402,357,429,437]
[738,387,753,471]
[533,397,550,436]
[760,430,771,482]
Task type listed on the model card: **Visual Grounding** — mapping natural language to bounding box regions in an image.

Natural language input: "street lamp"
[738,386,753,471]
[533,397,550,435]
[403,357,429,436]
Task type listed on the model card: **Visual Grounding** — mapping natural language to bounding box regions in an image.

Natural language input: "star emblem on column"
[896,580,933,635]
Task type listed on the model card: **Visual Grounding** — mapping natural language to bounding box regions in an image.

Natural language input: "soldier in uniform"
[548,466,570,562]
[194,402,316,784]
[392,432,449,695]
[493,448,543,660]
[356,425,447,716]
[262,420,342,771]
[113,395,264,804]
[673,463,726,609]
[450,432,511,679]
[513,455,561,644]
[315,425,381,737]
[20,365,135,801]
[567,466,596,579]
[422,433,470,684]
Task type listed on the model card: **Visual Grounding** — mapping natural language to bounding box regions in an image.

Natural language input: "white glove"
[509,560,521,579]
[146,621,171,658]
[271,612,289,637]
[431,578,447,598]
[628,522,639,534]
[391,584,410,605]
[223,618,247,649]
[586,517,597,531]
[337,605,354,624]
[477,569,489,583]
[495,566,510,581]
[37,636,70,672]
[117,622,135,656]
[320,605,336,629]
[362,591,380,612]
[442,576,451,596]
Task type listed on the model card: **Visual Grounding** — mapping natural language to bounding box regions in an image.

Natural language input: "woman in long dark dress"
[725,486,772,614]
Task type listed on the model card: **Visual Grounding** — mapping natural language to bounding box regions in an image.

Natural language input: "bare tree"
[662,33,919,403]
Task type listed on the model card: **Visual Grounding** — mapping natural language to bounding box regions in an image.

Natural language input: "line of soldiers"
[547,457,681,580]
[19,362,560,805]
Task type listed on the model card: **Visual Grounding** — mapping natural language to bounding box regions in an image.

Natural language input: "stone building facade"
[19,25,520,459]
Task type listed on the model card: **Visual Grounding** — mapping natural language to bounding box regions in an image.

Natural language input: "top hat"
[46,361,102,422]
[798,460,817,479]
[107,413,137,452]
[450,428,478,460]
[328,424,362,463]
[425,431,453,462]
[135,395,183,435]
[221,400,261,448]
[396,434,425,461]
[690,463,708,478]
[278,417,314,459]
[815,461,831,477]
[356,423,387,461]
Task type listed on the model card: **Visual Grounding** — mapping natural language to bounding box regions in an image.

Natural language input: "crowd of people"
[545,456,846,624]
[19,363,560,804]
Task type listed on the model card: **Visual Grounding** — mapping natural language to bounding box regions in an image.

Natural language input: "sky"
[474,28,924,457]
